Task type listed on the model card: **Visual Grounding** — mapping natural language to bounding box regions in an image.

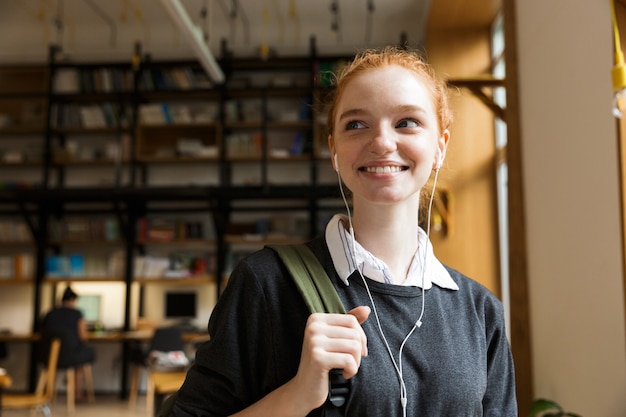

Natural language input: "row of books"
[53,62,343,93]
[0,253,35,279]
[49,217,121,242]
[136,218,211,242]
[0,221,31,242]
[46,251,124,278]
[224,132,310,158]
[140,67,213,91]
[54,67,134,94]
[44,251,215,279]
[225,133,263,158]
[134,252,215,279]
[138,102,219,125]
[50,103,132,129]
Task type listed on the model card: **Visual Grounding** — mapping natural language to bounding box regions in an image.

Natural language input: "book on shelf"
[140,67,213,91]
[134,255,169,278]
[15,253,34,279]
[0,221,31,242]
[171,68,192,89]
[54,67,130,94]
[49,217,120,241]
[46,251,124,278]
[140,102,216,126]
[138,218,176,242]
[0,256,14,279]
[0,254,33,279]
[225,133,263,158]
[137,218,207,242]
[134,252,214,279]
[51,103,125,128]
[289,132,306,156]
[54,68,80,93]
[79,105,107,128]
[139,104,163,125]
[62,218,92,241]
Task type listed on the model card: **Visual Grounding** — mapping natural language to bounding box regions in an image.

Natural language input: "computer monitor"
[76,294,102,323]
[164,291,197,320]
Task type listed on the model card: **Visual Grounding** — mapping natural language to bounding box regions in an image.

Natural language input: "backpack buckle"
[328,369,351,407]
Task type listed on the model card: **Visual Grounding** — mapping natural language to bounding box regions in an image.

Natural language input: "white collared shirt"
[325,214,459,290]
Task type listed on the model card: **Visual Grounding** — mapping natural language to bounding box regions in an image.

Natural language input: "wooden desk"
[0,370,12,417]
[0,331,208,399]
[0,331,209,344]
[0,334,39,343]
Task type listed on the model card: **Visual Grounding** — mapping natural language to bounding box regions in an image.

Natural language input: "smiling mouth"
[360,166,407,173]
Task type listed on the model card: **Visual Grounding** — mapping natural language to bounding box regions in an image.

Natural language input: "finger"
[347,306,371,324]
[347,306,370,357]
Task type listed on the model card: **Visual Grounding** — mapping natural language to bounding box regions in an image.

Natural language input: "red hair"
[326,46,453,139]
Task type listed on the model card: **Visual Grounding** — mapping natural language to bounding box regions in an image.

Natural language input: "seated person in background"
[41,286,95,401]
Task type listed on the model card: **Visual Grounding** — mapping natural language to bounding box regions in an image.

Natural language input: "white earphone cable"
[336,163,440,417]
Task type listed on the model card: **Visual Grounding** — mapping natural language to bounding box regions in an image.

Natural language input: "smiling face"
[329,64,449,208]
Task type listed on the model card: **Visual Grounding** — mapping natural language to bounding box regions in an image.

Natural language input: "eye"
[345,120,366,130]
[396,119,420,128]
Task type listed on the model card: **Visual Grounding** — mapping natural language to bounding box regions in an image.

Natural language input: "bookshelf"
[0,45,351,394]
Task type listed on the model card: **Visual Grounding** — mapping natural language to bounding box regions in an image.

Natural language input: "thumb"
[348,305,371,325]
[347,306,370,358]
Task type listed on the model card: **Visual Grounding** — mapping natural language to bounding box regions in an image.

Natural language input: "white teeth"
[364,166,402,173]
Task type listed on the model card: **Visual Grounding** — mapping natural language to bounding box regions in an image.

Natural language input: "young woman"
[173,46,517,417]
[41,286,96,401]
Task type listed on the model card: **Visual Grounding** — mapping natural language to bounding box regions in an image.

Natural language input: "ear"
[328,134,338,171]
[434,129,450,169]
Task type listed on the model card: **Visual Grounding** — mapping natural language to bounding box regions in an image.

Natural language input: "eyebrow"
[338,104,427,122]
[337,108,367,122]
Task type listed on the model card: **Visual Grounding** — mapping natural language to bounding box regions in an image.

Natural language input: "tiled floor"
[3,394,157,417]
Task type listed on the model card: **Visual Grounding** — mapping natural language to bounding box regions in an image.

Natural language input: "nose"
[367,125,397,155]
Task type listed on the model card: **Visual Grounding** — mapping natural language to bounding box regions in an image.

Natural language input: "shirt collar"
[325,214,459,290]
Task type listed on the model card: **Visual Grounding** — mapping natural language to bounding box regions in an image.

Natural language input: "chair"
[1,338,60,417]
[128,326,188,415]
[36,328,95,415]
[149,371,187,417]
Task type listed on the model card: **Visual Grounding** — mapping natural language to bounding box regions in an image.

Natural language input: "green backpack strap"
[161,245,349,417]
[267,243,346,314]
[268,243,349,416]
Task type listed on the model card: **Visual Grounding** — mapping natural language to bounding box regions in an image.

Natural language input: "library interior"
[1,1,625,417]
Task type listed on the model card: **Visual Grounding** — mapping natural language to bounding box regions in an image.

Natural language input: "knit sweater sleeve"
[481,290,518,416]
[172,248,314,417]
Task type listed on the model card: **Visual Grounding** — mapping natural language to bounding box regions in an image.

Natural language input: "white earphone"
[435,151,443,170]
[334,148,442,416]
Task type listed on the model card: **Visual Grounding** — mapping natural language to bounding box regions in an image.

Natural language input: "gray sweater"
[173,237,517,416]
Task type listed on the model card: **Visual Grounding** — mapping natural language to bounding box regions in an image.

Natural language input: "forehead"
[337,65,435,114]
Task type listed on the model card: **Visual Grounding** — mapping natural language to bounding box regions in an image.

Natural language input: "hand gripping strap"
[267,244,349,416]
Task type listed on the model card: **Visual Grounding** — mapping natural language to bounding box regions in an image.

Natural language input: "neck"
[350,202,420,283]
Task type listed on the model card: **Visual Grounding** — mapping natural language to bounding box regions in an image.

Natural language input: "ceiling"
[0,0,501,63]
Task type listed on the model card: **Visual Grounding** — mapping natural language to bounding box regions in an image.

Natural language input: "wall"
[426,28,501,296]
[514,0,626,415]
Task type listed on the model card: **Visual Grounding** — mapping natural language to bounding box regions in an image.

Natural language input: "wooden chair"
[128,326,187,415]
[1,338,61,417]
[36,329,95,415]
[148,370,187,416]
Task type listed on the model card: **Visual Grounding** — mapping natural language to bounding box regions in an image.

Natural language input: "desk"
[0,331,209,398]
[0,370,13,417]
[0,331,209,344]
